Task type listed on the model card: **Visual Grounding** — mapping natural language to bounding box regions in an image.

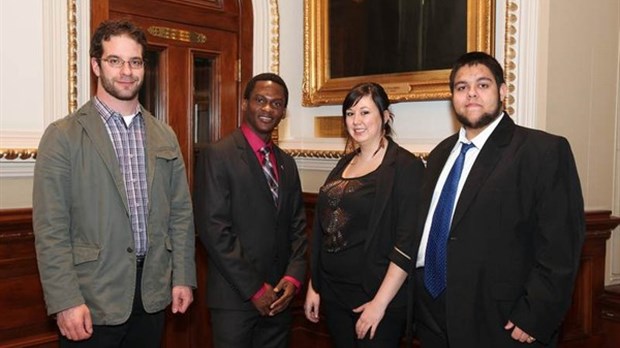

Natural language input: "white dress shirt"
[416,113,506,267]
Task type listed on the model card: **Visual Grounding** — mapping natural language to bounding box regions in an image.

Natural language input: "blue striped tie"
[259,146,278,205]
[424,142,475,298]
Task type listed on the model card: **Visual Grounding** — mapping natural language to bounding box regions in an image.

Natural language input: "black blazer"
[311,138,424,308]
[196,129,307,310]
[414,115,585,346]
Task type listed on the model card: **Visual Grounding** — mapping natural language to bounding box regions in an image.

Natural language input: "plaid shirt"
[94,97,149,256]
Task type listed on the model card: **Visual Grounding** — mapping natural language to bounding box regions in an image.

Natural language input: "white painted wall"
[0,0,45,145]
[543,0,620,283]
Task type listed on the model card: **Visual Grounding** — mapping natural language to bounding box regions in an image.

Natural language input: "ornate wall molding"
[253,0,281,143]
[252,0,280,75]
[504,0,517,116]
[284,148,429,162]
[502,0,540,128]
[68,0,78,113]
[1,0,87,170]
[268,0,280,74]
[0,149,37,161]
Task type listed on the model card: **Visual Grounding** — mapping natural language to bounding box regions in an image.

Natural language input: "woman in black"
[304,82,424,347]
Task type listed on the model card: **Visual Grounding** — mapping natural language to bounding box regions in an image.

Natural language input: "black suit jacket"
[196,129,307,310]
[415,115,585,346]
[311,138,424,308]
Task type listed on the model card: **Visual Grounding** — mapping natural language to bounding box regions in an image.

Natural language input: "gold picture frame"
[302,0,495,106]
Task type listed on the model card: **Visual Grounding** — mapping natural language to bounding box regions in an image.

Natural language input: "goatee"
[456,111,499,130]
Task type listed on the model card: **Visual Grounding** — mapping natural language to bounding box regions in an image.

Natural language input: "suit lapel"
[363,140,397,251]
[77,102,130,213]
[233,130,278,211]
[273,147,287,213]
[450,115,515,232]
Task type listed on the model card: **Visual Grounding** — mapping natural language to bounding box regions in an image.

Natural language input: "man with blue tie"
[196,73,307,347]
[413,52,585,347]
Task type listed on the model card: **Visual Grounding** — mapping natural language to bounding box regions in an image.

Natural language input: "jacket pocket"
[492,282,522,322]
[155,148,177,161]
[165,236,173,251]
[73,245,100,265]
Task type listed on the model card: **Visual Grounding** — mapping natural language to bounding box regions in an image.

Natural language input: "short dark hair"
[342,82,394,137]
[243,73,289,107]
[90,19,148,59]
[449,51,505,93]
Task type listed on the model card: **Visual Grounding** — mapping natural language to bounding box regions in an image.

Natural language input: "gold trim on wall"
[504,0,518,115]
[0,149,37,160]
[283,148,429,161]
[147,26,207,43]
[270,0,281,145]
[68,0,78,113]
[269,0,280,75]
[302,0,495,106]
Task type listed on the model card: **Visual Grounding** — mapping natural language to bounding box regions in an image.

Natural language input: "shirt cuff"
[251,283,268,301]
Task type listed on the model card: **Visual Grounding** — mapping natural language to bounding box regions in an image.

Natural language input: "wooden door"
[95,0,253,182]
[92,0,252,346]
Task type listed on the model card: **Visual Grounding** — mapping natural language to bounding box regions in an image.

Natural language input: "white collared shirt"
[416,112,506,267]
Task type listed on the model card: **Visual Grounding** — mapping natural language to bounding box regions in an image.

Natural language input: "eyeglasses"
[99,56,145,69]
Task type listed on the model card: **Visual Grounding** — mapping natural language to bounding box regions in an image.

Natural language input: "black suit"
[414,115,585,347]
[196,129,307,347]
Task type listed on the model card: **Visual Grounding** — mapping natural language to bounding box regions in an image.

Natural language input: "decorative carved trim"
[0,149,38,161]
[269,0,280,74]
[68,0,78,113]
[504,0,518,116]
[285,149,344,159]
[147,26,207,43]
[284,148,429,161]
[269,0,281,145]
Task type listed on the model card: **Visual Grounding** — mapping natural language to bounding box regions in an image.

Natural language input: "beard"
[455,95,503,130]
[100,73,142,101]
[455,110,499,130]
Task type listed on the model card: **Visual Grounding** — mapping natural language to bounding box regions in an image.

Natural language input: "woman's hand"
[353,300,386,339]
[304,280,321,323]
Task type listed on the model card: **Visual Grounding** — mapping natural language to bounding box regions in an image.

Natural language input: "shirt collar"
[457,111,505,149]
[94,96,142,121]
[240,123,272,154]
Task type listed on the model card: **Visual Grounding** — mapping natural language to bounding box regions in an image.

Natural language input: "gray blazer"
[33,100,196,325]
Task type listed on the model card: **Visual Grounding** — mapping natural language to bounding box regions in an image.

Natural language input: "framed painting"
[302,0,495,105]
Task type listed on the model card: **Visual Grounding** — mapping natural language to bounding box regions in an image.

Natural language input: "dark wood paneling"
[556,210,616,347]
[601,282,620,348]
[0,209,57,347]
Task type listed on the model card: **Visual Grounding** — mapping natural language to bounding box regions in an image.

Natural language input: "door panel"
[110,13,239,176]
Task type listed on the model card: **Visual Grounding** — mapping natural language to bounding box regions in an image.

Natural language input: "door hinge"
[236,59,241,82]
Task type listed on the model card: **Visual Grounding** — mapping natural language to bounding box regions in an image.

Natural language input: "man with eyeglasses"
[33,19,196,347]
